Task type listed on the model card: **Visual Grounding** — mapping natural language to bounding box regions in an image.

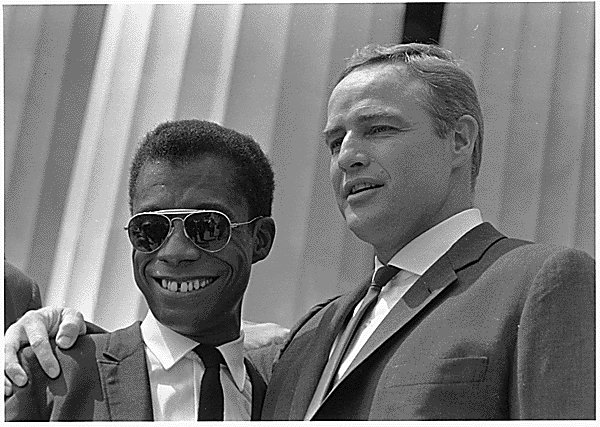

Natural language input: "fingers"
[4,306,86,387]
[55,308,87,349]
[4,318,33,386]
[5,376,14,397]
[4,308,62,384]
[21,308,61,378]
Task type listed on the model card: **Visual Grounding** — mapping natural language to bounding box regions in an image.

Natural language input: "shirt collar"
[140,310,247,391]
[375,208,483,275]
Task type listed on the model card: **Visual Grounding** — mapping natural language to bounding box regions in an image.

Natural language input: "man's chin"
[159,311,242,344]
[346,223,376,248]
[157,311,212,335]
[345,210,394,252]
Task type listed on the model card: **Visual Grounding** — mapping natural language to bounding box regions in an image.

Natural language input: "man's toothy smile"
[156,277,218,293]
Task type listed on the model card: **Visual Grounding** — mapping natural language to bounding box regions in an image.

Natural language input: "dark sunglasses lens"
[184,211,231,252]
[128,214,170,253]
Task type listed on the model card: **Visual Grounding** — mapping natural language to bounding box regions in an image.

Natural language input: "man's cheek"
[133,253,152,287]
[230,235,254,264]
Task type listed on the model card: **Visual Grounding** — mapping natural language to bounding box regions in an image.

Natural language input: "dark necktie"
[192,344,225,421]
[304,265,401,420]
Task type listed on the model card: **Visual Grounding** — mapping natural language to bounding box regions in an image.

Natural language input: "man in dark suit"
[260,43,594,420]
[4,261,42,330]
[5,120,276,420]
[5,44,595,420]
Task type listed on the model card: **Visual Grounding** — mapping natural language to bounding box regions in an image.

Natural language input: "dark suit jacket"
[262,223,595,420]
[4,261,42,330]
[5,322,267,421]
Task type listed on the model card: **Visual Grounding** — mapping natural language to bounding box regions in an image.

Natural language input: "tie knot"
[192,344,224,368]
[373,265,400,289]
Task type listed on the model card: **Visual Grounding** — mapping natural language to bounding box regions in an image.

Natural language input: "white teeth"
[351,183,377,194]
[159,278,215,292]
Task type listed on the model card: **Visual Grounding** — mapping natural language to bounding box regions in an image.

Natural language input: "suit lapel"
[96,322,154,421]
[325,223,506,400]
[287,283,369,419]
[331,255,457,392]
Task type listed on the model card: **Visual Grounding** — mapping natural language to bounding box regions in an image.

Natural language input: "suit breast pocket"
[384,356,489,387]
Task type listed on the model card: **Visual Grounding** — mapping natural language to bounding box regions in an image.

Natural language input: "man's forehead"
[328,63,419,103]
[133,157,248,215]
[138,156,235,181]
[325,69,426,129]
[335,61,411,88]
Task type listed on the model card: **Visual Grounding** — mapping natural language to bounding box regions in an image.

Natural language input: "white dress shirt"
[140,310,253,420]
[334,208,483,381]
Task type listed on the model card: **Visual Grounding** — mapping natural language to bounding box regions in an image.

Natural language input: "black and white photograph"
[3,2,595,421]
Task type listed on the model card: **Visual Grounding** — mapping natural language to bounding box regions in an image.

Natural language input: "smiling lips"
[344,180,384,200]
[159,277,217,293]
[349,182,381,195]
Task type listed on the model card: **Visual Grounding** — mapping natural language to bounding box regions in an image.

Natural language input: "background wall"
[4,3,594,329]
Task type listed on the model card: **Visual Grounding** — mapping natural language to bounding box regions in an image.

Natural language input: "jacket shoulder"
[280,294,344,354]
[489,241,594,278]
[21,322,143,376]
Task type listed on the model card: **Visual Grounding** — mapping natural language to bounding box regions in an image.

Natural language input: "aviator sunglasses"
[125,209,262,253]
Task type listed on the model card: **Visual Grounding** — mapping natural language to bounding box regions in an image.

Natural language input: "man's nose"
[156,219,201,264]
[336,134,370,171]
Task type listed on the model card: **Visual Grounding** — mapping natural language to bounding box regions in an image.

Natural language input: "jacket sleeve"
[514,248,595,419]
[27,278,42,312]
[4,260,42,328]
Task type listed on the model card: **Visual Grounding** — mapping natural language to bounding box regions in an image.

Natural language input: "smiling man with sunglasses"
[5,119,277,421]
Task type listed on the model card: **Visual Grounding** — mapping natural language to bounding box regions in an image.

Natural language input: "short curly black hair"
[128,119,274,218]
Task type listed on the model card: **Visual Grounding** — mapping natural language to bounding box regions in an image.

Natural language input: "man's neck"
[374,206,477,265]
[184,319,242,346]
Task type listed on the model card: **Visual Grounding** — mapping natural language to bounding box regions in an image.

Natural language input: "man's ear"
[252,217,275,263]
[451,114,478,169]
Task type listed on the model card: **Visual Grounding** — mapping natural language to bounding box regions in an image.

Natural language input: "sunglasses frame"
[125,209,263,254]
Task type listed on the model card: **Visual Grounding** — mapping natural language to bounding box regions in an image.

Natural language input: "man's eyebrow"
[323,110,409,136]
[354,111,407,124]
[137,204,161,213]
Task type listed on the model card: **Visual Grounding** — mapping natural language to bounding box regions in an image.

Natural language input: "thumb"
[55,308,87,349]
